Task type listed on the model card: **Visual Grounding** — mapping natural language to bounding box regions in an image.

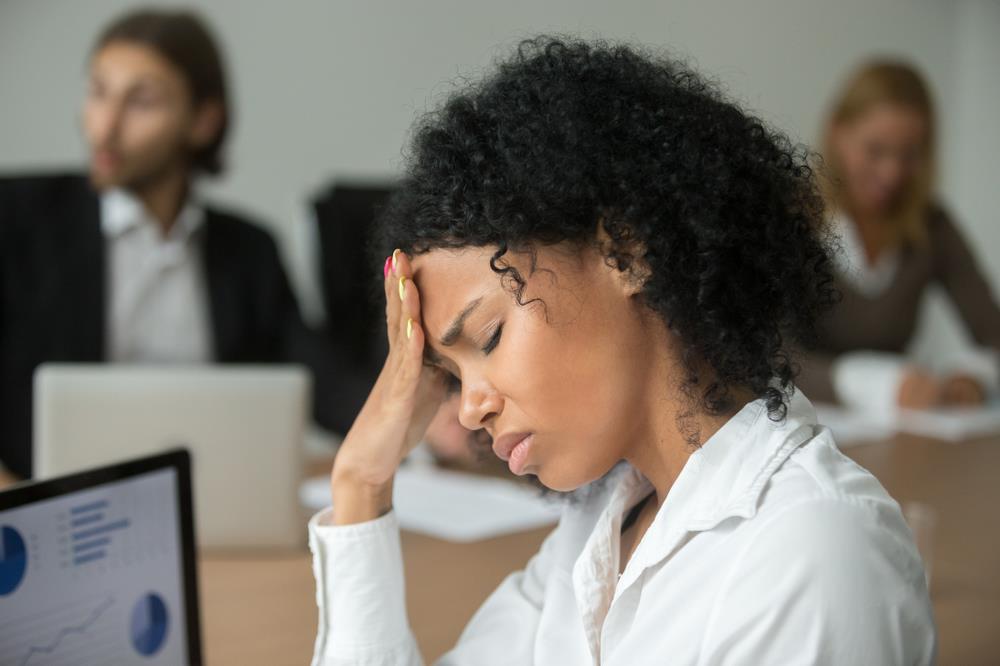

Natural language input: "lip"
[491,432,531,462]
[93,150,120,171]
[491,432,534,475]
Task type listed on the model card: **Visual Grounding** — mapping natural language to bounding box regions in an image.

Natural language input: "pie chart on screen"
[0,525,27,596]
[130,592,169,656]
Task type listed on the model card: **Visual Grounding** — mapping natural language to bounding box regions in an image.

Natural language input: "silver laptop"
[33,365,310,550]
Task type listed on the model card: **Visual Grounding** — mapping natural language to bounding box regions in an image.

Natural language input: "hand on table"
[897,367,986,409]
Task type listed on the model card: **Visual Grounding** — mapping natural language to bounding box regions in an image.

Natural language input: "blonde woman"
[797,60,1000,412]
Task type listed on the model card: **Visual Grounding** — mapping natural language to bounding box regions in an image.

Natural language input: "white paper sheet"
[896,405,1000,442]
[815,402,1000,446]
[814,404,894,447]
[300,465,563,542]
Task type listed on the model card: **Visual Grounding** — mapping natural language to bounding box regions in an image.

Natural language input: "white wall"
[0,0,995,343]
[911,0,1000,366]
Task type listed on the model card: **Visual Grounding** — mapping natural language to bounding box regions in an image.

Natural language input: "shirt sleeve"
[309,507,558,665]
[309,508,423,666]
[831,351,906,414]
[930,207,1000,351]
[698,496,936,665]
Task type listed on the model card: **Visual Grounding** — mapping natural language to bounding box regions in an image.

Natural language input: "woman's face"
[412,243,668,492]
[832,103,928,217]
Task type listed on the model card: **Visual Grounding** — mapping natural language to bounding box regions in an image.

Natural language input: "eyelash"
[433,322,503,395]
[482,322,504,355]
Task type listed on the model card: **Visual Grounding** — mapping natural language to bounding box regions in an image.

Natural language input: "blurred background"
[2,0,998,358]
[2,1,998,664]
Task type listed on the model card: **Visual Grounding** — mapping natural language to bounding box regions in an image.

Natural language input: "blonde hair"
[820,60,935,245]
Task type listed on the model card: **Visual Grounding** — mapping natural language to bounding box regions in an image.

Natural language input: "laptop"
[34,365,310,549]
[0,449,202,665]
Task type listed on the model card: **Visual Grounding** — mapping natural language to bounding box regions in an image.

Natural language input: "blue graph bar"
[69,500,109,515]
[70,513,104,528]
[72,518,130,541]
[73,550,106,566]
[72,536,111,554]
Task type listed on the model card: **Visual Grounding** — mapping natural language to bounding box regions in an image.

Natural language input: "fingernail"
[406,318,414,340]
[383,256,391,279]
[398,277,407,301]
[391,249,401,272]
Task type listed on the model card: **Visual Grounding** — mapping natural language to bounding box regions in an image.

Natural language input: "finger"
[390,315,426,403]
[390,275,425,373]
[384,249,411,349]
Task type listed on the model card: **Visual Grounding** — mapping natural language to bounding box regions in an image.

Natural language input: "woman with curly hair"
[308,39,935,664]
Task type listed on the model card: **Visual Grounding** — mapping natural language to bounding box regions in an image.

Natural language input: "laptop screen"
[0,450,200,665]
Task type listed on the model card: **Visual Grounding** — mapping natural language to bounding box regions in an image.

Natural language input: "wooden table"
[4,434,999,664]
[846,434,1000,665]
[199,527,551,665]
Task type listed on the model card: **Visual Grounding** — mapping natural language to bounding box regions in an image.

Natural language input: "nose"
[87,97,124,147]
[458,380,503,432]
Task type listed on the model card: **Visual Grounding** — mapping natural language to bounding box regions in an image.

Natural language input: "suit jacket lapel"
[55,181,105,361]
[202,213,240,362]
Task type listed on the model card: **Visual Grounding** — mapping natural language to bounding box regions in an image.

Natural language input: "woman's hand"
[897,368,986,409]
[330,250,447,524]
[939,373,986,407]
[897,367,941,410]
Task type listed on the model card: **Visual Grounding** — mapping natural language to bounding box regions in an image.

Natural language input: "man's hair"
[94,8,230,176]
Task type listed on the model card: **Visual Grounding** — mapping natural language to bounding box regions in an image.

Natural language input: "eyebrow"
[440,297,483,347]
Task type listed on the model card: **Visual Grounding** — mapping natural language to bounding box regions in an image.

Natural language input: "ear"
[596,217,650,298]
[188,99,224,150]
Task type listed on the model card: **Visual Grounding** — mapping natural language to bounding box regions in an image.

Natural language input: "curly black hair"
[376,36,835,421]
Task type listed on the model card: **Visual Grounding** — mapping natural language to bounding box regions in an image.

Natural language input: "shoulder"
[750,431,920,577]
[704,434,935,661]
[698,434,936,662]
[0,171,92,208]
[924,200,963,239]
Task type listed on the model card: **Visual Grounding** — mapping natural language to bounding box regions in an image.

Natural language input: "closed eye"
[482,322,504,355]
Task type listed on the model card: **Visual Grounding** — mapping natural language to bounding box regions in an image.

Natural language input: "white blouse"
[308,390,935,665]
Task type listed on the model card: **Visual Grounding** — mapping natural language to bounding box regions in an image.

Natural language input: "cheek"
[843,143,874,178]
[121,109,185,155]
[498,302,642,488]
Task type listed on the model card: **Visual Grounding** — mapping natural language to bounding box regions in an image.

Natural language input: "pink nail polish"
[383,256,392,278]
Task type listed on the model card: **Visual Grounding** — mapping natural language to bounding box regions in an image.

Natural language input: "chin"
[533,463,611,494]
[88,168,123,191]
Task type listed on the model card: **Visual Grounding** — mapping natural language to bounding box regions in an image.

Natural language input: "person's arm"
[309,507,558,665]
[928,208,1000,394]
[309,509,421,666]
[310,250,551,665]
[795,346,908,412]
[931,208,1000,351]
[698,496,936,665]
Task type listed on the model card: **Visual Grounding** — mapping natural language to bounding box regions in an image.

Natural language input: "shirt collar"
[831,212,900,298]
[568,389,818,659]
[100,187,205,242]
[614,388,818,583]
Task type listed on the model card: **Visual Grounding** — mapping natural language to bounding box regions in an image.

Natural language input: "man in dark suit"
[0,9,332,478]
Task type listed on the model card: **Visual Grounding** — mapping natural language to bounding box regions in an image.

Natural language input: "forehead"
[853,103,926,141]
[413,247,500,337]
[90,41,184,92]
